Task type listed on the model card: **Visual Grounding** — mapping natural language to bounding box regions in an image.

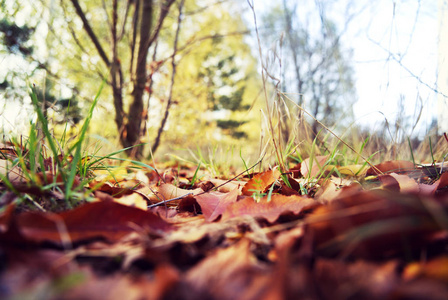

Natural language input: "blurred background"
[0,0,445,164]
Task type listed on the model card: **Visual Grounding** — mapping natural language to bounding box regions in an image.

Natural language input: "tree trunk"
[111,0,124,134]
[122,0,153,156]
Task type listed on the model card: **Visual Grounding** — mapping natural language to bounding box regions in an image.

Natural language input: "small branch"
[70,0,111,66]
[147,157,264,208]
[195,157,264,196]
[151,0,185,153]
[129,0,140,81]
[147,193,193,208]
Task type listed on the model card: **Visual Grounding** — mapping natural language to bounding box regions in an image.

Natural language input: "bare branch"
[129,0,140,82]
[118,0,133,41]
[69,0,110,66]
[152,0,185,153]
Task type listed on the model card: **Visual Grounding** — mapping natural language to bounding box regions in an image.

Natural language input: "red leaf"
[221,194,317,223]
[195,188,239,222]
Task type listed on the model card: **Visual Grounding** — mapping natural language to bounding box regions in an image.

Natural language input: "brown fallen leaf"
[379,173,420,194]
[308,189,447,259]
[185,239,270,300]
[221,194,318,223]
[113,192,148,210]
[314,259,399,299]
[425,172,448,195]
[195,188,240,222]
[203,177,245,193]
[0,201,172,247]
[0,159,25,184]
[336,164,368,177]
[366,160,415,175]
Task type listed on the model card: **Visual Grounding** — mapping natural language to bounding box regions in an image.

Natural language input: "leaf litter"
[1,157,448,299]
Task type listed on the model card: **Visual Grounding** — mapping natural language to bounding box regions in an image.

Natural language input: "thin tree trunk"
[111,0,124,133]
[123,0,153,154]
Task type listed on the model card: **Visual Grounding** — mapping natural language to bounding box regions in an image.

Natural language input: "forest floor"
[1,143,448,300]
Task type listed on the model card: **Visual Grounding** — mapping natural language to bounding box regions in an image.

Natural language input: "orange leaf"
[242,169,281,196]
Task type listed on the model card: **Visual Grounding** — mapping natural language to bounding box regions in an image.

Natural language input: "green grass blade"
[65,81,104,201]
[29,86,61,169]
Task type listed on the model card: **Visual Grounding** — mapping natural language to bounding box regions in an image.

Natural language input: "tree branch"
[151,0,185,153]
[70,0,110,66]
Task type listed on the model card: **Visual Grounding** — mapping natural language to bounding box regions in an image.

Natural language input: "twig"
[147,193,193,208]
[195,156,264,196]
[147,157,264,208]
[151,0,185,153]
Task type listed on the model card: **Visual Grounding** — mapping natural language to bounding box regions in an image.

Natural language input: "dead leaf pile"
[1,159,448,299]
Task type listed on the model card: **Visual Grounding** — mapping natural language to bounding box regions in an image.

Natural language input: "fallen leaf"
[308,190,446,258]
[314,259,399,299]
[113,192,148,210]
[185,239,270,300]
[148,183,203,204]
[242,169,281,196]
[301,155,328,178]
[366,160,415,175]
[205,178,245,193]
[0,159,25,184]
[315,180,362,203]
[0,201,172,246]
[221,194,317,223]
[425,172,448,195]
[337,164,368,177]
[379,173,419,193]
[195,188,239,222]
